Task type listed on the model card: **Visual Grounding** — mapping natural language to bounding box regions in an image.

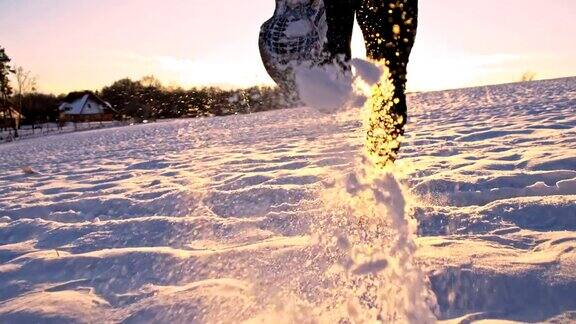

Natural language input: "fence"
[0,120,128,143]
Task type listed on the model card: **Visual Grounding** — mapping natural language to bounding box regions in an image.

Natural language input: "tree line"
[0,46,294,137]
[99,76,294,121]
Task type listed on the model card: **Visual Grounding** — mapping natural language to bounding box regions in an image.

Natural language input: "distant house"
[0,105,24,129]
[59,92,116,122]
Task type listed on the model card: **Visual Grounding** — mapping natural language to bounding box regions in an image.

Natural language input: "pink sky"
[1,0,575,94]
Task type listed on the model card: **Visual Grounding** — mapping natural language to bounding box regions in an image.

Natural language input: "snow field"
[0,77,575,322]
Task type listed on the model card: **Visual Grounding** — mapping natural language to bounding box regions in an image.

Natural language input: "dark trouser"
[324,0,418,160]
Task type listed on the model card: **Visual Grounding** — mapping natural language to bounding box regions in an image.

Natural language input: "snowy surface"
[0,78,575,323]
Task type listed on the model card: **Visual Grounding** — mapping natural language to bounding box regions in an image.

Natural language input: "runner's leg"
[357,0,418,163]
[323,0,357,62]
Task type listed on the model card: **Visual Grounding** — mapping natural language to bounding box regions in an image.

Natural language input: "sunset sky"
[1,0,575,94]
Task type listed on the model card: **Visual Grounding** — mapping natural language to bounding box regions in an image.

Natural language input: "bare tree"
[520,71,536,82]
[140,75,162,88]
[13,66,37,134]
[15,66,37,107]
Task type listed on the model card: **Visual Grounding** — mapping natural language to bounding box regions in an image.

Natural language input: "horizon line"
[28,74,576,97]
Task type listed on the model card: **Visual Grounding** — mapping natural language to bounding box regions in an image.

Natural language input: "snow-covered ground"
[0,121,128,144]
[0,77,575,323]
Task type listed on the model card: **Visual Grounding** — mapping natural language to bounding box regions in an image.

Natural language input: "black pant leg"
[356,0,418,164]
[323,0,357,61]
[356,0,418,118]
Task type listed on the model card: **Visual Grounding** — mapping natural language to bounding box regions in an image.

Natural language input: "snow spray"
[244,163,437,323]
[246,60,437,323]
[294,58,404,167]
[314,162,438,322]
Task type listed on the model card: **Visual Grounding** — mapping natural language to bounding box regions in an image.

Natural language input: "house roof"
[59,92,115,115]
[59,94,90,115]
[62,91,111,107]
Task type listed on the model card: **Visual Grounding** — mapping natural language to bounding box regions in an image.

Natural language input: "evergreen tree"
[0,46,16,135]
